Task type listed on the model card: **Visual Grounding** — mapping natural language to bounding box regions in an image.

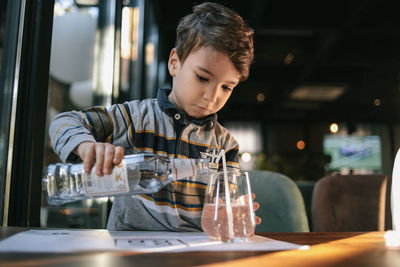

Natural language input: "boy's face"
[168,46,240,119]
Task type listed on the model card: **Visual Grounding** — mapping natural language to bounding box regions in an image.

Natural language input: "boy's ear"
[168,48,180,77]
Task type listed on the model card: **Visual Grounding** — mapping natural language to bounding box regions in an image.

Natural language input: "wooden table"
[0,227,398,267]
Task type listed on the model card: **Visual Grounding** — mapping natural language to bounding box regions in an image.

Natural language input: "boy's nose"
[203,87,218,103]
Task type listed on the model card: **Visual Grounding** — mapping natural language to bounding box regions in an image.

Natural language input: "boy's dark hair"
[175,2,254,81]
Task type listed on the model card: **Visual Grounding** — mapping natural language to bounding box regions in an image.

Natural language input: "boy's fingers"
[79,142,122,175]
[103,145,115,174]
[95,144,105,176]
[255,216,262,225]
[253,202,260,211]
[237,194,255,204]
[113,146,125,165]
[83,144,95,174]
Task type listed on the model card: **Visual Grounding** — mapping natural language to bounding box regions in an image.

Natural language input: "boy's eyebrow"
[196,66,239,85]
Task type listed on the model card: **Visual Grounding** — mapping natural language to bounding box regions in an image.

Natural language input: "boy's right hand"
[75,142,124,176]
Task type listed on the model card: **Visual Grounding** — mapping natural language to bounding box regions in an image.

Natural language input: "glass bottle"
[43,153,209,205]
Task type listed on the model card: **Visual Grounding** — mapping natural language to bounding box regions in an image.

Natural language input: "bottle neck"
[170,158,209,180]
[123,153,209,180]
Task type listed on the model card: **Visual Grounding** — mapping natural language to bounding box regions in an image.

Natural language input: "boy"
[50,2,259,231]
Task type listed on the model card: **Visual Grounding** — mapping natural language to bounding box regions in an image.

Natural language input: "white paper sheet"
[0,229,116,252]
[0,230,306,253]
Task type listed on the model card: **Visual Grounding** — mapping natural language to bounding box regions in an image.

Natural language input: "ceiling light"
[284,53,294,64]
[241,152,252,162]
[290,85,346,101]
[256,93,265,102]
[296,140,305,150]
[330,123,339,133]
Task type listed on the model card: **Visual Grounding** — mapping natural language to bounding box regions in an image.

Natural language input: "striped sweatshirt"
[49,88,240,231]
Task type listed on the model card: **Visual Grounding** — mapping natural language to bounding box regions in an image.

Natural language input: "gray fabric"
[107,194,201,231]
[249,170,310,232]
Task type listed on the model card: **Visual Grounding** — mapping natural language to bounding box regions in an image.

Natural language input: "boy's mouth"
[195,105,210,112]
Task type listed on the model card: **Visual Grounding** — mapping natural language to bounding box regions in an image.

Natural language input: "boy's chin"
[189,114,207,119]
[187,113,209,120]
[184,104,217,119]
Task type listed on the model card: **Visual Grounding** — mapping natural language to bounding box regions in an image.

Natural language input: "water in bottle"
[43,153,209,205]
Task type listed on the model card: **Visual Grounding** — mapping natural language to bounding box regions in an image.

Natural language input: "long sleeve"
[49,104,136,162]
[49,109,96,162]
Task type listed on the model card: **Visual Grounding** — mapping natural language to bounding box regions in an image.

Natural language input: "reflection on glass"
[120,6,139,95]
[0,3,7,218]
[0,0,24,225]
[144,4,158,99]
[42,0,118,229]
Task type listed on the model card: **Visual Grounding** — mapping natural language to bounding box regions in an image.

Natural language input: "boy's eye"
[222,85,233,92]
[196,74,209,82]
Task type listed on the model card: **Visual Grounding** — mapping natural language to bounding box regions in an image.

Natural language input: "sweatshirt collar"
[157,88,217,129]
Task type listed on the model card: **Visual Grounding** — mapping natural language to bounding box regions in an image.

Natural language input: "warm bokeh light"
[284,52,295,64]
[121,7,140,61]
[296,140,305,150]
[60,209,71,216]
[241,152,252,162]
[330,123,339,133]
[54,2,66,16]
[256,93,265,102]
[145,42,155,65]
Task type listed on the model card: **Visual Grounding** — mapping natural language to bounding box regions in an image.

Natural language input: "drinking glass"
[201,171,256,242]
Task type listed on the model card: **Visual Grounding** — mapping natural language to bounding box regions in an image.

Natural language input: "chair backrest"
[248,170,310,232]
[311,174,387,232]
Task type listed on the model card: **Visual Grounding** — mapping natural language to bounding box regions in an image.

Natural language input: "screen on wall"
[323,135,382,170]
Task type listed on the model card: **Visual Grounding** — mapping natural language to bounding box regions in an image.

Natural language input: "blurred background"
[1,0,399,229]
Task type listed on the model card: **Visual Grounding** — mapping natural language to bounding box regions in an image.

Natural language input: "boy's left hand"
[235,193,261,225]
[252,193,262,225]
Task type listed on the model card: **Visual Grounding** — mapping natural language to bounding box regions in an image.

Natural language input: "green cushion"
[249,170,310,232]
[296,181,316,231]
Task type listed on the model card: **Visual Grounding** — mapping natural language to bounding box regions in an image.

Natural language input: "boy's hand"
[252,193,262,225]
[75,142,124,176]
[228,193,262,225]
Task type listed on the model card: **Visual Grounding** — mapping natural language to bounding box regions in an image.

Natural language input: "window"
[41,0,160,229]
